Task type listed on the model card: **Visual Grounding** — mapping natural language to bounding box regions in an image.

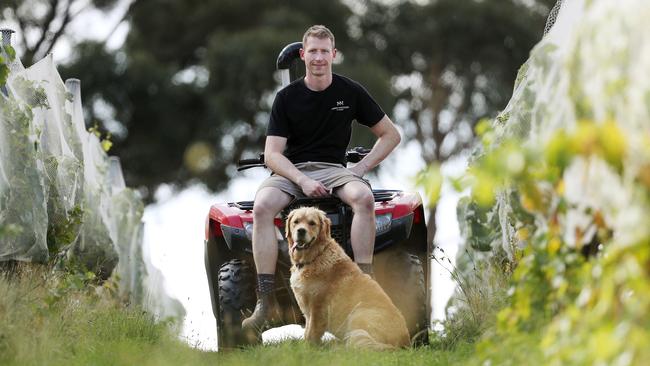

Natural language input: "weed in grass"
[429,245,510,352]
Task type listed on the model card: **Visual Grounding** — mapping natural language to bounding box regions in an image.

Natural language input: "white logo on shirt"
[331,100,349,111]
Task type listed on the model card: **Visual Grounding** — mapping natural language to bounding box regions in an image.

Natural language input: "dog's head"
[285,207,331,251]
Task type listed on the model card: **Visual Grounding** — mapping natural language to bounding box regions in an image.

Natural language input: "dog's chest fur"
[289,269,303,291]
[290,260,327,298]
[290,241,345,301]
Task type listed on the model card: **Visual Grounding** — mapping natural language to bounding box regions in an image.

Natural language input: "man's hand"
[265,136,330,197]
[344,115,400,178]
[298,177,330,197]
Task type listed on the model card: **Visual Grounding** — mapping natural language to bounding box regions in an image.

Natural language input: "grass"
[217,341,476,366]
[0,262,540,366]
[0,263,201,366]
[430,250,512,350]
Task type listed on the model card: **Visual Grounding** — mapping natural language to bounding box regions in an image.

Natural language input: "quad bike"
[204,42,432,349]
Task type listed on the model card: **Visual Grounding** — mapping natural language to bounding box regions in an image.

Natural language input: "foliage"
[420,1,650,364]
[52,0,554,202]
[0,57,7,87]
[88,124,113,152]
[356,0,554,163]
[46,205,83,256]
[456,197,502,253]
[1,41,145,297]
[0,224,21,240]
[458,118,650,365]
[0,78,49,262]
[0,44,16,87]
[45,259,101,306]
[414,163,443,204]
[430,247,509,352]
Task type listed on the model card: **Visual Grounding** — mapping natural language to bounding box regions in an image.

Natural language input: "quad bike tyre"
[216,259,257,348]
[374,248,429,345]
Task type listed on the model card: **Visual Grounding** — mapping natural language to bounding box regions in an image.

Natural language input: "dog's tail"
[344,329,396,351]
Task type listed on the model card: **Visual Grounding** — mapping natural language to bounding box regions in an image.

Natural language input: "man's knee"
[346,186,374,212]
[253,188,290,220]
[253,200,280,220]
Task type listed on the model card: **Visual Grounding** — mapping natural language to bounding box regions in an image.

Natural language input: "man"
[242,25,401,331]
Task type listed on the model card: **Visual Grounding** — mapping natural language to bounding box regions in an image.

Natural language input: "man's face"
[300,36,336,78]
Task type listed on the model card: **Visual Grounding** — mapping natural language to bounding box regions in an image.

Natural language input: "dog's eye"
[294,220,300,225]
[308,221,316,226]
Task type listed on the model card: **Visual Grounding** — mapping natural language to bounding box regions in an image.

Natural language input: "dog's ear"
[285,210,294,245]
[317,210,331,242]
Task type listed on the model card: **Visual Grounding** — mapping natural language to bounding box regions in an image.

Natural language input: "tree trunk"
[426,204,437,247]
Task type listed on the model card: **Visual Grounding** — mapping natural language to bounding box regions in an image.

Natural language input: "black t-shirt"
[267,73,385,166]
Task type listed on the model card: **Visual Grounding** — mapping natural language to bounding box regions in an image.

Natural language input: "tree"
[0,0,120,66]
[59,0,394,201]
[56,0,555,209]
[353,0,556,242]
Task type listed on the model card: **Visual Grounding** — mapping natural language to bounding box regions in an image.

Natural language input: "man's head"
[300,25,336,78]
[302,25,335,49]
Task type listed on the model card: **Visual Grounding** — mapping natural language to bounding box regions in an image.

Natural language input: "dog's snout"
[296,227,307,237]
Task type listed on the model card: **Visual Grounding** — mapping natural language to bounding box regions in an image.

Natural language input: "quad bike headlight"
[243,222,283,241]
[375,213,392,235]
[243,222,253,240]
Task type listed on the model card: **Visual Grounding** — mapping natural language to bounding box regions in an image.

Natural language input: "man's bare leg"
[251,187,292,273]
[242,187,292,330]
[336,181,375,273]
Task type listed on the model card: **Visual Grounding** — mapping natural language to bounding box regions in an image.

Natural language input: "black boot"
[357,262,374,278]
[241,291,282,331]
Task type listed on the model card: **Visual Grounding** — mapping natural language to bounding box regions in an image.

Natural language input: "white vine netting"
[461,0,650,261]
[0,46,145,302]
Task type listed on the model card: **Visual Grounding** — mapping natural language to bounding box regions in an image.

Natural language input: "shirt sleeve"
[267,91,289,137]
[353,81,385,128]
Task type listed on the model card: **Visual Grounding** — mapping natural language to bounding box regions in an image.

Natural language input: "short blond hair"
[302,25,335,48]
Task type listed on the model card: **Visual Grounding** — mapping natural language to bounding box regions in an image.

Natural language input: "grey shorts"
[256,162,372,199]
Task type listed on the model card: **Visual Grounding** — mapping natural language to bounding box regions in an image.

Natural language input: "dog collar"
[294,261,312,269]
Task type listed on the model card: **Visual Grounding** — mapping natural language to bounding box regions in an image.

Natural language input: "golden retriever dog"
[286,207,410,350]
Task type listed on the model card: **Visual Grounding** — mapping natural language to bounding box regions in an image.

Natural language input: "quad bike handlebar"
[346,146,371,163]
[236,146,371,171]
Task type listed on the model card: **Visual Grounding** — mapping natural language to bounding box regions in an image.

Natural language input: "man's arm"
[264,136,330,197]
[348,115,401,177]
